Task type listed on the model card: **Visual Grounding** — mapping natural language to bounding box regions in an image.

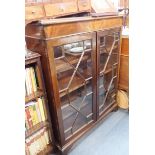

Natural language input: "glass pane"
[98,30,120,116]
[99,33,119,74]
[53,39,93,140]
[98,68,118,115]
[99,90,116,115]
[100,32,120,53]
[100,53,118,73]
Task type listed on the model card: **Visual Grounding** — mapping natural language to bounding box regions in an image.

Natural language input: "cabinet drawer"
[78,0,91,12]
[44,2,78,17]
[25,5,45,20]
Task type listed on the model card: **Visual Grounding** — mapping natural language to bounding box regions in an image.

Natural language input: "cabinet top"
[36,15,123,26]
[26,15,123,39]
[25,50,40,62]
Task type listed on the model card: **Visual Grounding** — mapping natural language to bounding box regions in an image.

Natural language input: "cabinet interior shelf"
[25,89,45,104]
[25,121,49,139]
[100,45,118,54]
[58,69,92,97]
[65,48,92,56]
[99,65,117,76]
[55,53,91,73]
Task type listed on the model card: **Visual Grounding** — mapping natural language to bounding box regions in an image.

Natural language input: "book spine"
[30,67,37,92]
[27,68,33,94]
[25,118,29,130]
[25,68,30,95]
[25,107,33,128]
[25,82,28,96]
[35,101,42,123]
[28,105,36,126]
[37,98,46,122]
[25,138,33,155]
[25,142,30,155]
[40,129,47,149]
[30,135,36,155]
[32,104,39,125]
[41,98,47,120]
[33,133,41,154]
[37,131,44,152]
[43,127,50,145]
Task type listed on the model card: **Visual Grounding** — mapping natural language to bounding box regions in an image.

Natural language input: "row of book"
[25,98,47,130]
[25,67,38,96]
[25,127,51,155]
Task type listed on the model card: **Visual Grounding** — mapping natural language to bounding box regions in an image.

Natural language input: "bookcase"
[25,16,123,154]
[25,51,54,155]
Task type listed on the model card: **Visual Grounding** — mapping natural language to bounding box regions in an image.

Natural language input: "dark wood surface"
[25,16,122,154]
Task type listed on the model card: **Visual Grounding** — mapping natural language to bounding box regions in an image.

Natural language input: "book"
[30,67,37,92]
[40,129,47,149]
[25,68,31,95]
[25,107,33,128]
[25,128,51,154]
[28,105,36,126]
[25,82,28,96]
[44,129,50,145]
[37,98,46,122]
[25,68,33,95]
[41,98,47,120]
[25,118,29,130]
[32,104,39,125]
[25,142,30,155]
[35,101,42,123]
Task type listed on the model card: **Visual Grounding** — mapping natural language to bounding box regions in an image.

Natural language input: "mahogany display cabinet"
[25,15,123,154]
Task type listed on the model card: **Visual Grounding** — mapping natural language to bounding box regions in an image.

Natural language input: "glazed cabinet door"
[97,27,121,117]
[47,32,96,144]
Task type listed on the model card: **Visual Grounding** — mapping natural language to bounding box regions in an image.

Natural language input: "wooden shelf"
[25,89,45,104]
[100,45,118,54]
[100,65,117,75]
[65,48,92,56]
[55,53,91,73]
[25,51,40,65]
[58,71,92,97]
[25,121,49,139]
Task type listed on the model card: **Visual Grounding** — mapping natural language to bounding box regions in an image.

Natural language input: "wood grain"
[119,37,129,91]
